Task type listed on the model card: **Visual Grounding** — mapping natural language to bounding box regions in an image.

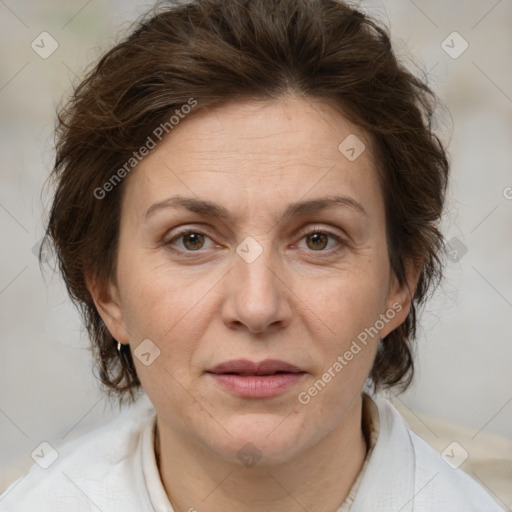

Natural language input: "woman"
[0,0,506,510]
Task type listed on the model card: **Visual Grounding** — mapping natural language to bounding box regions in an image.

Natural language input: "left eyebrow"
[144,194,368,223]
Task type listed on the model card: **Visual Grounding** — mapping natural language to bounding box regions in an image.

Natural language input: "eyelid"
[295,223,346,241]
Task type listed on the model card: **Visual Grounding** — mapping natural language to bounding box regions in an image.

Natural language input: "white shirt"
[0,393,506,511]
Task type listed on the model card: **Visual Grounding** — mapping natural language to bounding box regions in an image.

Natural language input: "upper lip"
[206,359,305,375]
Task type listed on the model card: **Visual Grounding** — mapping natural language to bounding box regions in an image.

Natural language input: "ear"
[380,257,422,339]
[85,270,130,345]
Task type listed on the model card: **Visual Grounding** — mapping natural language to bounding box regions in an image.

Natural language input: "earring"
[117,341,123,354]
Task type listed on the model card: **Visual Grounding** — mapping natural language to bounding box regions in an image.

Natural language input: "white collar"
[139,412,174,511]
[350,394,416,512]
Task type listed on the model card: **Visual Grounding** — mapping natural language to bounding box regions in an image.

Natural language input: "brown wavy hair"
[42,0,449,404]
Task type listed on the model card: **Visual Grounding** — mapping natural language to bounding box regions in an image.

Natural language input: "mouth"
[218,371,301,376]
[206,358,305,375]
[206,359,306,398]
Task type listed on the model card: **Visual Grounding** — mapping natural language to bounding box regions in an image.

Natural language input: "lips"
[206,358,306,398]
[206,358,304,376]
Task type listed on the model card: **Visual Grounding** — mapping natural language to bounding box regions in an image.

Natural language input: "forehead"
[120,94,382,224]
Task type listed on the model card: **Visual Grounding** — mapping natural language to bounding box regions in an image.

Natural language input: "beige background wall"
[1,0,511,495]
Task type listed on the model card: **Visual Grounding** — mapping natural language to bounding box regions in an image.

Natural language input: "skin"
[88,94,419,512]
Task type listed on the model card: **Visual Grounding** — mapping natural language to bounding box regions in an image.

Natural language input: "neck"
[155,396,367,512]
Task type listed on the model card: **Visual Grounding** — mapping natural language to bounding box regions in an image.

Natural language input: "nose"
[220,238,293,335]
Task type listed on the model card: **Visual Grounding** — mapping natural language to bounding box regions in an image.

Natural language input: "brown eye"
[295,228,347,257]
[165,229,214,253]
[305,232,329,251]
[181,232,206,251]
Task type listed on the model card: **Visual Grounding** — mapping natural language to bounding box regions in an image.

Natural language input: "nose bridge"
[225,233,289,332]
[235,234,278,299]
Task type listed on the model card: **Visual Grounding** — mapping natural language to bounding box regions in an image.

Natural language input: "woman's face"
[93,94,413,466]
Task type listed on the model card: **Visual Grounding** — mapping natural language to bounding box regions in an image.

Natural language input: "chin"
[206,415,314,468]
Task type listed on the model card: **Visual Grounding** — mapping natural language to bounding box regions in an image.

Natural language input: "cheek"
[124,268,203,405]
[117,247,199,337]
[295,269,387,414]
[295,251,391,388]
[310,257,390,334]
[117,253,222,382]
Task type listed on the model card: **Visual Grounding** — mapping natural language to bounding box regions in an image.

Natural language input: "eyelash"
[163,226,348,258]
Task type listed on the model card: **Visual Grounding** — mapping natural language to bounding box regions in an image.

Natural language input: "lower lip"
[206,372,306,398]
